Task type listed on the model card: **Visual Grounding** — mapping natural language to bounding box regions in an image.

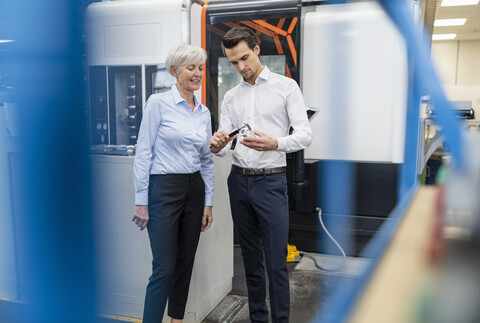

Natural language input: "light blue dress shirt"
[134,85,214,206]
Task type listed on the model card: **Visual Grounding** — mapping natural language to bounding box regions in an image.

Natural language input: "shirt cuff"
[205,193,214,207]
[276,137,287,151]
[213,148,227,157]
[135,191,148,206]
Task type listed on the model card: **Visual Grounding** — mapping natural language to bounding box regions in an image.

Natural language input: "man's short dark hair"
[221,26,260,55]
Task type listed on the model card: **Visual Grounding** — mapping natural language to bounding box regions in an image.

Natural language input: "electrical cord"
[298,207,347,273]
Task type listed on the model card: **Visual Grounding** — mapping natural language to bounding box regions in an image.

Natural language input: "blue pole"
[3,1,96,322]
[379,0,465,170]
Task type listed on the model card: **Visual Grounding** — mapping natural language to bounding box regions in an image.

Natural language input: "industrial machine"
[430,100,475,120]
[298,2,408,255]
[85,2,233,322]
[198,0,408,255]
[418,99,475,184]
[85,0,409,320]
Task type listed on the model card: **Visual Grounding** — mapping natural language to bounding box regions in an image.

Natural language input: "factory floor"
[0,246,369,323]
[202,246,369,322]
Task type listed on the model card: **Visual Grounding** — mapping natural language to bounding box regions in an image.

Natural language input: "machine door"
[89,65,143,146]
[107,66,143,145]
[203,0,301,131]
[89,66,108,145]
[145,64,177,100]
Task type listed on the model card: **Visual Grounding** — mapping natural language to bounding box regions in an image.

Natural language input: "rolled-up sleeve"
[200,117,215,206]
[276,80,313,153]
[133,99,161,205]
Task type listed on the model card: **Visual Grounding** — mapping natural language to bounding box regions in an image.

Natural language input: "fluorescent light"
[432,34,457,40]
[0,40,15,44]
[441,0,479,6]
[434,18,467,26]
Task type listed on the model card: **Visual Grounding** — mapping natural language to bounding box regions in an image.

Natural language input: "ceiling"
[433,0,480,40]
[1,1,479,44]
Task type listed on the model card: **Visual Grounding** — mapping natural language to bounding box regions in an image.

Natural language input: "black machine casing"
[287,157,398,256]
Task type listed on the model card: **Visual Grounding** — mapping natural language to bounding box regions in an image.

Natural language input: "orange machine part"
[201,1,210,106]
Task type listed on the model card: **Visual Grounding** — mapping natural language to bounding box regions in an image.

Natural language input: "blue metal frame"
[314,184,418,322]
[381,0,464,170]
[3,1,96,322]
[314,1,465,322]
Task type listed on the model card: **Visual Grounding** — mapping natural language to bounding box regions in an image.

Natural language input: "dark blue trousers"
[228,171,290,323]
[142,172,204,322]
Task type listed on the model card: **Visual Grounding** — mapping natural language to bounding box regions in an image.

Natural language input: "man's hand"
[201,206,213,232]
[132,205,149,230]
[240,130,278,151]
[209,130,233,153]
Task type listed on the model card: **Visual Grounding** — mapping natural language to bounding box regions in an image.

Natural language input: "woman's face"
[171,62,204,93]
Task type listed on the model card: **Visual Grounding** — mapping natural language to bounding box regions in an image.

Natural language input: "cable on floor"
[299,207,347,273]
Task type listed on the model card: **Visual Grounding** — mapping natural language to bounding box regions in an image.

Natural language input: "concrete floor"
[0,246,369,323]
[203,246,370,323]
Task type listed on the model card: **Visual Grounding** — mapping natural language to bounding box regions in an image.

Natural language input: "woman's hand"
[132,205,149,230]
[201,206,213,232]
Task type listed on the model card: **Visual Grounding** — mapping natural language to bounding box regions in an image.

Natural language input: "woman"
[132,44,214,323]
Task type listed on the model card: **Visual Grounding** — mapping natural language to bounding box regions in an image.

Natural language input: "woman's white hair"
[165,44,207,75]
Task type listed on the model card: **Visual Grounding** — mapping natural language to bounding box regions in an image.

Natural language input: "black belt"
[231,165,286,176]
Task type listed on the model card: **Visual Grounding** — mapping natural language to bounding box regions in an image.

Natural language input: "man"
[209,26,312,323]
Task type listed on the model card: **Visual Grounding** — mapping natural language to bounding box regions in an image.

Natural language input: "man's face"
[224,40,262,85]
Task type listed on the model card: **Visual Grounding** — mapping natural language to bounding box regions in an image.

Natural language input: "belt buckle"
[254,168,265,176]
[245,168,258,176]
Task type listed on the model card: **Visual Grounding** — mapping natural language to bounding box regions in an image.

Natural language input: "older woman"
[132,44,214,323]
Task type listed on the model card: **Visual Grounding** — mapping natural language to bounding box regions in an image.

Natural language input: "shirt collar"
[241,65,270,86]
[171,84,203,111]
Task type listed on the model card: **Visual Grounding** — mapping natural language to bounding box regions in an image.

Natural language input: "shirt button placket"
[247,86,255,166]
[191,114,195,171]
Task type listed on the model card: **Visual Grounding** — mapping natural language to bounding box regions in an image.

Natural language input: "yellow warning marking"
[98,313,142,323]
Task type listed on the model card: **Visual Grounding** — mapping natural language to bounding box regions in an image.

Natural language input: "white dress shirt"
[215,66,312,169]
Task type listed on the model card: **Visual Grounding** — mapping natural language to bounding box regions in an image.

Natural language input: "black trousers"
[142,172,204,322]
[227,171,290,323]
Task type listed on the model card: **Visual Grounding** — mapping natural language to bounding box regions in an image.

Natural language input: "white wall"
[431,40,480,117]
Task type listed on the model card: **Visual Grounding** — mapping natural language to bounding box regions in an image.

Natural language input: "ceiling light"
[441,0,479,6]
[0,40,15,44]
[432,34,457,40]
[434,18,467,26]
